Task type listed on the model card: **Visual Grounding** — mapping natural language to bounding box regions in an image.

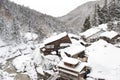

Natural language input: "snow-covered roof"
[79,39,87,45]
[63,57,79,65]
[80,27,103,38]
[98,24,108,31]
[100,31,118,39]
[64,44,85,56]
[68,33,79,39]
[58,58,87,73]
[86,39,120,80]
[60,43,71,47]
[43,32,69,44]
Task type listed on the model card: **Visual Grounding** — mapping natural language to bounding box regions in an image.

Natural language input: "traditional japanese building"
[57,57,89,80]
[100,31,120,44]
[80,27,105,43]
[41,32,71,55]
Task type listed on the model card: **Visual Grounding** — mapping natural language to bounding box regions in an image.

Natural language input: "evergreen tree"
[95,0,111,25]
[12,19,21,44]
[92,4,99,26]
[82,16,91,31]
[96,4,105,24]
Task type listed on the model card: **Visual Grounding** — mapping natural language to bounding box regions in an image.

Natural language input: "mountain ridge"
[58,0,120,32]
[0,0,74,44]
[58,1,96,32]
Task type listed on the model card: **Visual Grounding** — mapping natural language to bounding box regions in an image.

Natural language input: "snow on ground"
[113,21,120,25]
[12,50,38,80]
[23,32,38,41]
[1,30,120,80]
[0,46,9,65]
[12,46,40,80]
[0,70,15,80]
[0,42,28,64]
[12,54,32,72]
[0,39,40,80]
[86,39,120,80]
[12,44,60,80]
[44,55,60,66]
[0,39,6,46]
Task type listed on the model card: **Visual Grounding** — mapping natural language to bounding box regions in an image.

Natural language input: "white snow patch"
[80,27,102,38]
[64,44,85,57]
[12,54,32,72]
[0,39,6,46]
[98,24,107,31]
[68,33,79,39]
[100,31,118,39]
[45,55,60,66]
[58,49,68,58]
[36,66,44,75]
[0,70,14,80]
[86,39,120,80]
[32,47,43,66]
[63,57,79,65]
[23,32,38,41]
[12,54,38,80]
[43,32,68,44]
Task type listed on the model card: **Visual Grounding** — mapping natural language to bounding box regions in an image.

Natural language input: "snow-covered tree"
[91,4,99,26]
[12,19,21,44]
[82,16,91,31]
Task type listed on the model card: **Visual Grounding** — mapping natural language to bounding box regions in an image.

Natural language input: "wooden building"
[41,32,71,55]
[63,44,87,62]
[100,31,120,44]
[57,57,88,80]
[80,27,105,43]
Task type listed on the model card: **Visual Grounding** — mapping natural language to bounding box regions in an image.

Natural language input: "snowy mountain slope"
[58,1,96,32]
[1,0,120,79]
[0,0,74,44]
[58,0,120,32]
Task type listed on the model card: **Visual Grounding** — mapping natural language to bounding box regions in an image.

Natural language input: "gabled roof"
[43,32,71,45]
[63,57,79,65]
[100,31,118,39]
[64,44,85,56]
[80,27,104,38]
[58,58,87,73]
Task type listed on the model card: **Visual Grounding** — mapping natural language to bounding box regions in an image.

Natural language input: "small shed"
[41,32,71,55]
[80,27,105,43]
[63,44,86,59]
[100,31,120,44]
[57,57,88,80]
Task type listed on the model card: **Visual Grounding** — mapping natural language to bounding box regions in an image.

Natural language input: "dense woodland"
[0,0,73,44]
[1,0,120,44]
[83,0,120,31]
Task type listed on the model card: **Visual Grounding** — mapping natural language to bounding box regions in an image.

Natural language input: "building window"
[45,45,54,48]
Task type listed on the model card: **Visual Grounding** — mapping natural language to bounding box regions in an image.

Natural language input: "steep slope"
[58,0,118,32]
[58,1,96,32]
[0,0,73,44]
